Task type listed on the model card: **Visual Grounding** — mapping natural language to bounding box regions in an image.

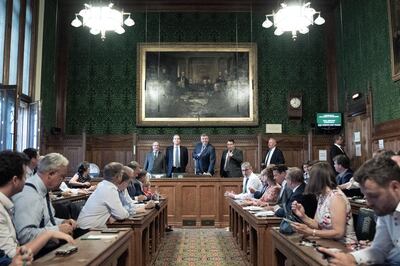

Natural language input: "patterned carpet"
[153,228,248,266]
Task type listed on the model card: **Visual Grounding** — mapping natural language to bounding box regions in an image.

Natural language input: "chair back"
[356,207,376,241]
[69,200,86,220]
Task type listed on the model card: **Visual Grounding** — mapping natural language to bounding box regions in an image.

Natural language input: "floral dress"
[315,189,357,243]
[260,184,281,203]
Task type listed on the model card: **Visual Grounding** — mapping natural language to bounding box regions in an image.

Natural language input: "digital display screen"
[316,113,342,127]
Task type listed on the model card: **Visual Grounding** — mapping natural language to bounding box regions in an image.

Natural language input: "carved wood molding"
[372,118,400,140]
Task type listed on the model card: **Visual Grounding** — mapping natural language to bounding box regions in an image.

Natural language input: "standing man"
[144,142,165,175]
[12,153,77,246]
[192,133,216,176]
[318,154,400,265]
[262,138,285,169]
[165,135,188,177]
[330,134,346,173]
[220,139,243,177]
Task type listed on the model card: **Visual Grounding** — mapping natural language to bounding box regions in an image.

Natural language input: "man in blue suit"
[192,133,216,176]
[144,142,165,174]
[165,135,188,177]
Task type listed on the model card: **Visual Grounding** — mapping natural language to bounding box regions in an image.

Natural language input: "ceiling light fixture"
[71,3,135,40]
[262,1,325,40]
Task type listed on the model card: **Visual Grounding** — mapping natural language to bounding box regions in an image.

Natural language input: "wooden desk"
[33,229,132,266]
[152,177,242,227]
[228,198,282,266]
[270,229,348,266]
[51,193,90,205]
[108,199,168,266]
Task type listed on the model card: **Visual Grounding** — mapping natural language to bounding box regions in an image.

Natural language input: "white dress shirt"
[352,201,400,264]
[234,172,262,200]
[265,147,276,166]
[77,180,129,229]
[0,192,17,257]
[173,145,181,167]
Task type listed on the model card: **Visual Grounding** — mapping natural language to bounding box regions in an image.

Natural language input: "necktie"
[201,145,206,154]
[224,151,230,171]
[45,193,56,225]
[243,178,249,193]
[154,152,157,159]
[174,146,180,167]
[264,150,272,165]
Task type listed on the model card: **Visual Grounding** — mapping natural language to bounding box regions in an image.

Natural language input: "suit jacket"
[275,183,317,218]
[192,143,216,175]
[144,151,165,174]
[165,145,188,177]
[336,169,353,185]
[254,185,267,199]
[220,148,243,177]
[262,147,285,165]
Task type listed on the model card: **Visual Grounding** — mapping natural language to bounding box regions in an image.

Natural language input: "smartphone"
[55,245,78,256]
[282,218,295,224]
[101,229,119,234]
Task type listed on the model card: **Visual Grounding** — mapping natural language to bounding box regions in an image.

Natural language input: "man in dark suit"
[192,133,216,176]
[274,167,317,218]
[261,138,285,169]
[144,141,165,174]
[220,139,243,177]
[333,154,353,185]
[165,134,188,177]
[330,134,346,173]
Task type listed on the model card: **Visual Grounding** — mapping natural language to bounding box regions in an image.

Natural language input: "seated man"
[319,154,400,265]
[333,155,353,185]
[126,161,146,202]
[270,167,317,218]
[77,162,131,229]
[225,162,262,200]
[12,153,77,246]
[0,151,73,261]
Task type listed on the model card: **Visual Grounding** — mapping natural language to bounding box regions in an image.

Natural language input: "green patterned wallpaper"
[42,4,328,135]
[41,0,57,132]
[335,0,400,124]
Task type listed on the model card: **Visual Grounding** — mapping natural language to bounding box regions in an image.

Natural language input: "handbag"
[279,218,294,235]
[279,201,295,235]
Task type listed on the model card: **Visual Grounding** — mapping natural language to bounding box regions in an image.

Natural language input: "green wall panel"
[336,0,400,124]
[42,8,328,135]
[41,0,58,132]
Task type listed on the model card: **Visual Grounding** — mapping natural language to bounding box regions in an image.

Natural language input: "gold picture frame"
[136,43,258,126]
[388,0,400,81]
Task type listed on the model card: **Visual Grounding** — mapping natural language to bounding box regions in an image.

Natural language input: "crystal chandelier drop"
[262,1,325,40]
[71,3,135,40]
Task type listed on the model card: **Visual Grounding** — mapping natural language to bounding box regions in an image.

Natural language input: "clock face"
[290,97,301,109]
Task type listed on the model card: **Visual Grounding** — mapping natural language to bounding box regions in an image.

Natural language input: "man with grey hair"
[225,162,262,200]
[77,162,130,229]
[12,153,76,246]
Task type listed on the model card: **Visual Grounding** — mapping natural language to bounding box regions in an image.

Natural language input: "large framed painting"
[136,43,258,126]
[388,0,400,81]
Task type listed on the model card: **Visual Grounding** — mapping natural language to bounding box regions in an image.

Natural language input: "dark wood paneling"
[372,118,400,153]
[152,177,242,227]
[42,133,344,175]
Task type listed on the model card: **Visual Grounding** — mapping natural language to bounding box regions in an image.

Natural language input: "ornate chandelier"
[71,3,135,40]
[262,1,325,40]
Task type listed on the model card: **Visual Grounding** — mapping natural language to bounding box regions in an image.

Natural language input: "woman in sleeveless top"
[69,161,92,188]
[291,162,356,243]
